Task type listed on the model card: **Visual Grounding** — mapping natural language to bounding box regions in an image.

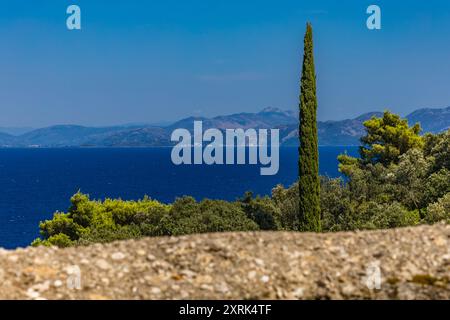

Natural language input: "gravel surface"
[0,223,449,300]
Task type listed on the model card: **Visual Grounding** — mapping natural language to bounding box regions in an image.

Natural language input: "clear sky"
[1,0,450,127]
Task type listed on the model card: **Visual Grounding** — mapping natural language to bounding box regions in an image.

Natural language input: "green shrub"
[425,193,450,224]
[424,130,450,172]
[108,196,169,226]
[272,183,300,230]
[77,225,143,245]
[32,233,74,248]
[33,194,260,247]
[158,197,259,236]
[422,169,450,208]
[39,212,82,241]
[364,202,420,229]
[69,192,96,227]
[33,193,170,247]
[239,192,281,230]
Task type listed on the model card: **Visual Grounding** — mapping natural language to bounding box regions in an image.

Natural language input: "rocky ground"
[0,223,449,300]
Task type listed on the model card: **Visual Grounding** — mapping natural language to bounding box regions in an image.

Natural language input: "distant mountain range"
[0,106,449,147]
[0,127,35,136]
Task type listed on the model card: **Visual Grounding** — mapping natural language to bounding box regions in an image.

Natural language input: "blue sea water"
[0,146,358,249]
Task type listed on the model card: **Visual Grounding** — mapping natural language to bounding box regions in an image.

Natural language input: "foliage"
[276,117,448,232]
[32,193,259,247]
[32,233,74,248]
[424,193,450,224]
[272,183,300,230]
[157,197,259,236]
[424,130,450,172]
[298,22,321,232]
[239,192,281,230]
[359,111,424,166]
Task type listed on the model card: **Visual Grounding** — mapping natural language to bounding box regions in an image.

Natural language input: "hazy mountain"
[166,107,296,131]
[406,106,450,133]
[0,127,34,136]
[0,106,448,147]
[87,127,171,147]
[17,125,128,147]
[281,107,450,146]
[281,112,384,146]
[0,132,15,146]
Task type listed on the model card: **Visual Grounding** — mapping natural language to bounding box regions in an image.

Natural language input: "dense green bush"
[359,111,424,166]
[272,182,300,230]
[158,197,259,236]
[32,193,259,247]
[425,193,450,224]
[32,233,74,248]
[239,192,281,230]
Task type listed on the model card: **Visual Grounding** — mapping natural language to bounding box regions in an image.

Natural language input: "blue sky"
[1,0,450,127]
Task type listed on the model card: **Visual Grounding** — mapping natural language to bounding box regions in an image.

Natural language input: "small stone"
[171,284,180,291]
[111,252,126,261]
[216,283,229,293]
[200,284,213,291]
[342,284,356,296]
[53,280,63,287]
[151,287,161,294]
[8,255,19,263]
[95,259,111,270]
[292,287,304,298]
[254,258,264,266]
[180,269,196,278]
[261,275,270,283]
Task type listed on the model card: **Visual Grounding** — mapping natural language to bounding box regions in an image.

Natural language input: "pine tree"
[298,23,321,232]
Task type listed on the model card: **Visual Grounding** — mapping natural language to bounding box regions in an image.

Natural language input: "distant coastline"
[0,106,449,148]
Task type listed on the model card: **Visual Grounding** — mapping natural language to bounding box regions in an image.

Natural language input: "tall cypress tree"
[299,23,321,232]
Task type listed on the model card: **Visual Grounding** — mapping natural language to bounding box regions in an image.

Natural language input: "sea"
[0,146,358,249]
